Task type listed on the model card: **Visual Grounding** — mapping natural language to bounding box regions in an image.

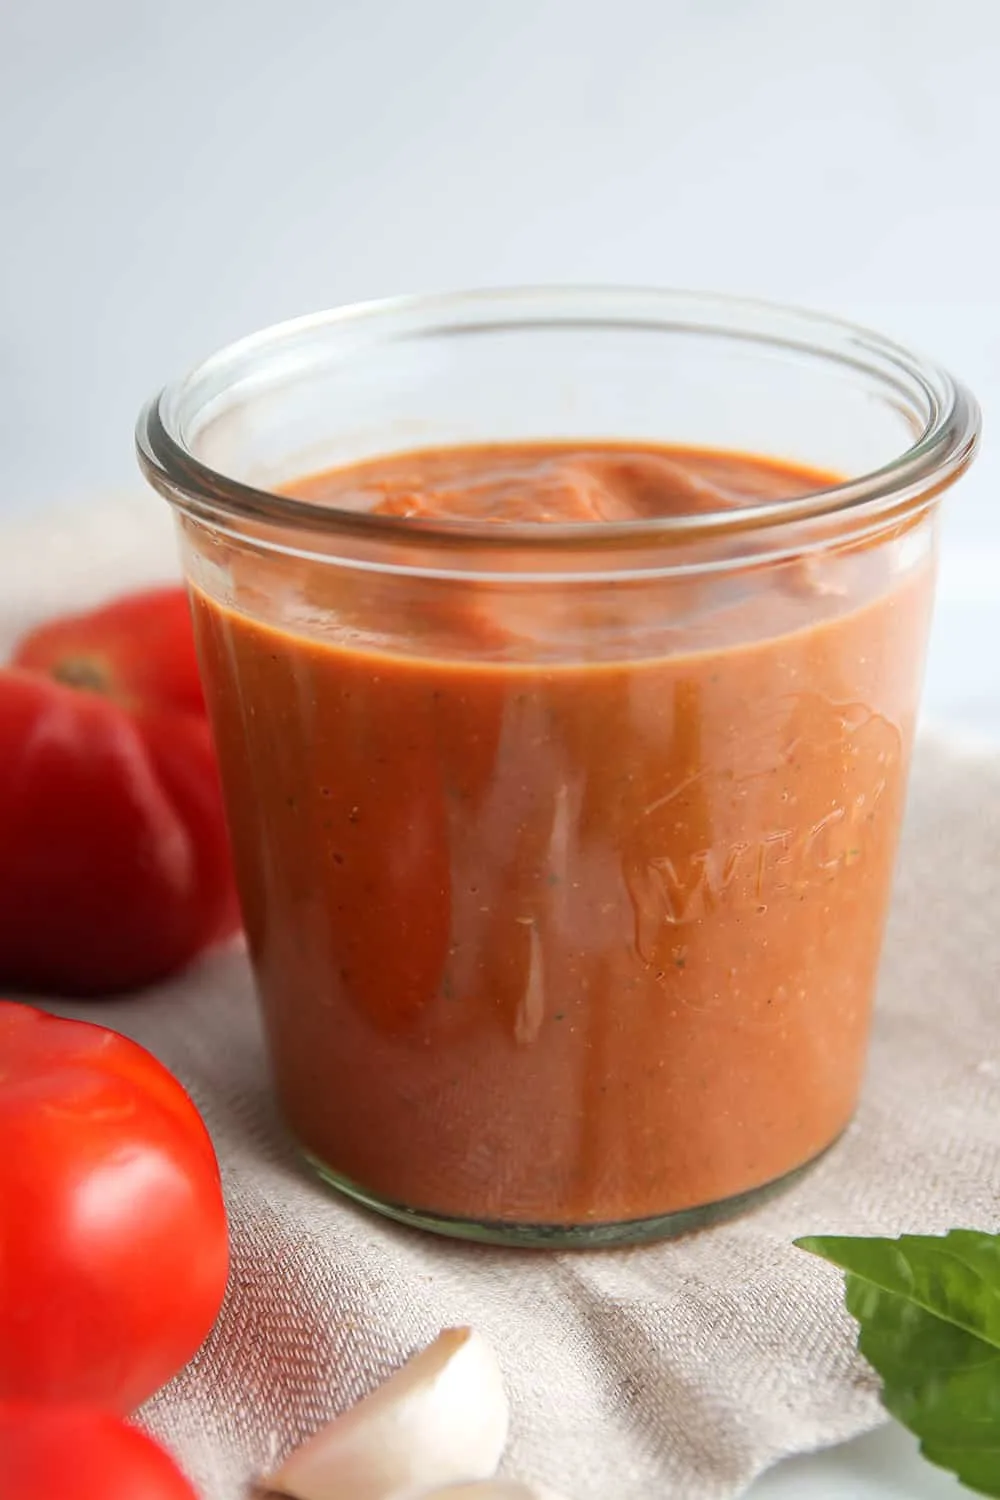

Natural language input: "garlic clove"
[416,1484,569,1499]
[261,1327,509,1500]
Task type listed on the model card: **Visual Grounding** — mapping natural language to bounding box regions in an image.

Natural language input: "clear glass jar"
[137,289,979,1247]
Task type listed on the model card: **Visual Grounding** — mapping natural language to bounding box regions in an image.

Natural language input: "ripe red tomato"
[0,1003,229,1412]
[1,585,240,996]
[0,1404,198,1500]
[12,584,207,716]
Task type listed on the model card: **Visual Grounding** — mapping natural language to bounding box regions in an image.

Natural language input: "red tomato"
[0,1004,229,1412]
[0,1404,198,1500]
[13,585,206,716]
[0,586,239,995]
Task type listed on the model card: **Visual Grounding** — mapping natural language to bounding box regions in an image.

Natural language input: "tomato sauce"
[189,443,932,1234]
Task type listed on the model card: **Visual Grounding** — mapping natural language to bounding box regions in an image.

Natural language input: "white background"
[1,2,996,1493]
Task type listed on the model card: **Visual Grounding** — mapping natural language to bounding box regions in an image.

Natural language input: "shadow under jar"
[138,289,979,1247]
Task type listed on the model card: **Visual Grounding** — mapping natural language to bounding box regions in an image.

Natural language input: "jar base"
[297,1136,844,1249]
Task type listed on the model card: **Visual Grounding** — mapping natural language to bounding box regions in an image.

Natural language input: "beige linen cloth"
[4,497,999,1499]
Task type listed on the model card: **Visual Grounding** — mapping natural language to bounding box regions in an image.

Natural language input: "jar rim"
[136,285,981,552]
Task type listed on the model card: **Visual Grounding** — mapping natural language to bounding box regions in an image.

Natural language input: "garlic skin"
[262,1327,509,1500]
[417,1484,569,1499]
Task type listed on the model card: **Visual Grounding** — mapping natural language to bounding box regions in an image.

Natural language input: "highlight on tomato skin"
[0,1403,199,1500]
[0,585,240,997]
[0,1003,230,1414]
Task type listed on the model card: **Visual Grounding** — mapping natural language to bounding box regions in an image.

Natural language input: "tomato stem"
[51,657,111,694]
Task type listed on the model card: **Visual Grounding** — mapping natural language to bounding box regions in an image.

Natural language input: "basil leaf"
[796,1231,1000,1497]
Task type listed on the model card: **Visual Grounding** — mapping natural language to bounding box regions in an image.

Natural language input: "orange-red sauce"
[190,443,931,1228]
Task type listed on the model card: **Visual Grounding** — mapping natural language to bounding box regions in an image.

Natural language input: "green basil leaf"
[796,1231,1000,1497]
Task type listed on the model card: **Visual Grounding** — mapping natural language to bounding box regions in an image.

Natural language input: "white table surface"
[2,1,997,1493]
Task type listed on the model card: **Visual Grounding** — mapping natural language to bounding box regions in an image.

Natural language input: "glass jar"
[137,288,979,1247]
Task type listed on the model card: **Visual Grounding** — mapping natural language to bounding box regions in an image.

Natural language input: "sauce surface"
[288,441,825,524]
[190,442,932,1229]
